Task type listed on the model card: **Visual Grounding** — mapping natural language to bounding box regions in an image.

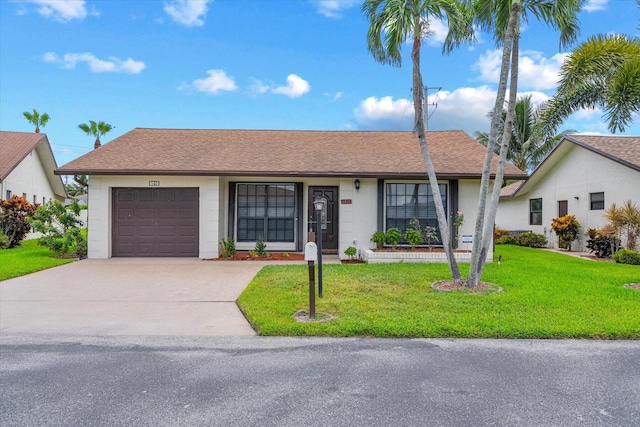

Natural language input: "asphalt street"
[1,335,638,426]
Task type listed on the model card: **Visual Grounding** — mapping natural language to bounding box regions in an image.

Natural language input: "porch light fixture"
[354,179,360,191]
[314,196,325,298]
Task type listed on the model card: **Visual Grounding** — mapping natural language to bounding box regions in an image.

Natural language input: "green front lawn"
[238,245,640,338]
[0,240,75,281]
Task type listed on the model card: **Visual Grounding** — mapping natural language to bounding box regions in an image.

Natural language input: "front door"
[308,186,339,251]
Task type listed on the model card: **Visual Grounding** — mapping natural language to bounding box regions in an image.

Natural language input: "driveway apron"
[0,259,269,336]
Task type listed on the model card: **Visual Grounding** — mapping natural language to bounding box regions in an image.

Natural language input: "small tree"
[604,201,640,250]
[78,120,114,150]
[551,214,581,250]
[28,200,86,257]
[0,196,38,248]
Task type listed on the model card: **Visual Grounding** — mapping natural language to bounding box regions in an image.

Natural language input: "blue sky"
[1,0,639,168]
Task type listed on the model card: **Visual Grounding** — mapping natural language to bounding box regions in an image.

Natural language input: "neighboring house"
[0,131,66,205]
[55,128,527,259]
[496,135,640,251]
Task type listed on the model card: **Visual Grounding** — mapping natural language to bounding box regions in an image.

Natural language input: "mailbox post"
[313,196,325,298]
[304,242,317,319]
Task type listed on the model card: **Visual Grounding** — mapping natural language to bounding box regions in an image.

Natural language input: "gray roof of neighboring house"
[56,128,528,179]
[503,134,640,198]
[0,131,66,198]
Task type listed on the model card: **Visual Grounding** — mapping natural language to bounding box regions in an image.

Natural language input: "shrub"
[371,231,386,249]
[219,237,236,258]
[254,236,267,257]
[498,235,519,245]
[27,200,86,257]
[494,228,509,240]
[0,196,38,248]
[613,249,640,265]
[385,227,402,249]
[551,214,581,250]
[0,231,9,249]
[517,232,548,248]
[404,228,423,248]
[585,228,619,258]
[344,246,357,259]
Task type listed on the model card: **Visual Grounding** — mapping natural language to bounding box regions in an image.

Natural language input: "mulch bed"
[209,252,306,261]
[432,280,503,295]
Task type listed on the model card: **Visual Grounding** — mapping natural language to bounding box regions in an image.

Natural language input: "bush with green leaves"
[498,234,519,245]
[0,196,38,248]
[585,228,619,258]
[371,231,386,249]
[0,231,9,249]
[344,246,357,259]
[219,237,236,258]
[27,200,86,257]
[254,236,267,257]
[385,227,402,249]
[517,232,548,248]
[613,249,640,265]
[404,228,423,248]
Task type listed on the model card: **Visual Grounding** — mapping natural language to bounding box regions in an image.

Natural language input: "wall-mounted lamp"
[574,196,579,200]
[354,179,361,192]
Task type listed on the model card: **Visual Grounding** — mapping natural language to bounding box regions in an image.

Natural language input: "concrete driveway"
[0,258,275,336]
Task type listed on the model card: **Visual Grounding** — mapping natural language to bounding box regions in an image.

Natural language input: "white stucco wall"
[87,175,220,259]
[2,149,58,205]
[496,144,640,250]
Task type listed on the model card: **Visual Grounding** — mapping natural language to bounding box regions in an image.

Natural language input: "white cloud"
[473,49,567,91]
[353,96,414,130]
[43,52,146,74]
[311,0,359,18]
[249,78,270,95]
[423,18,449,47]
[584,0,609,12]
[25,0,87,22]
[271,74,311,98]
[190,69,237,94]
[164,0,211,27]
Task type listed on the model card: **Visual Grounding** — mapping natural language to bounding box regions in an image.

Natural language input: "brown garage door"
[112,188,199,257]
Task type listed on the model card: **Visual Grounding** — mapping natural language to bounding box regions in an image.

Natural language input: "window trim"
[529,198,542,225]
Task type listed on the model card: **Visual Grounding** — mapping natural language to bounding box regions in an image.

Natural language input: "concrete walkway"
[0,258,285,336]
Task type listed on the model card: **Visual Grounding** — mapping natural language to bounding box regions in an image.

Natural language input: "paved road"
[1,335,638,426]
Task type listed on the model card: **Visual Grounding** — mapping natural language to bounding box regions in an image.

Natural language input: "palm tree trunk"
[467,1,520,287]
[411,14,462,284]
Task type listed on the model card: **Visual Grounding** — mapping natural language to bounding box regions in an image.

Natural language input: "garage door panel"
[112,188,199,257]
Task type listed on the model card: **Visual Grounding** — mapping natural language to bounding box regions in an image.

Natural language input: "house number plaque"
[149,180,160,186]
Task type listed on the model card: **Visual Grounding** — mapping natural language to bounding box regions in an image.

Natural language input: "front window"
[236,184,296,242]
[590,192,604,210]
[386,182,447,237]
[530,198,542,225]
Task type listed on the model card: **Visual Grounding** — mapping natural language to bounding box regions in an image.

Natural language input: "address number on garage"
[149,180,160,186]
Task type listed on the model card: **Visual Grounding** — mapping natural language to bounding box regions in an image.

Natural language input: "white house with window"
[56,128,526,259]
[496,135,640,251]
[0,131,66,205]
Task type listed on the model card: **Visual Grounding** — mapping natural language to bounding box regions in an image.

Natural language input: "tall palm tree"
[363,0,474,285]
[78,120,113,149]
[537,34,640,136]
[475,95,575,173]
[466,0,583,287]
[22,109,50,133]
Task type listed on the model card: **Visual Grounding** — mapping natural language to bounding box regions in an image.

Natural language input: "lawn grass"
[0,239,75,281]
[238,245,640,338]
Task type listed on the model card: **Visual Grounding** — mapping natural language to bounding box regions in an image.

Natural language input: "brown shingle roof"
[0,131,47,180]
[564,134,640,171]
[56,128,528,179]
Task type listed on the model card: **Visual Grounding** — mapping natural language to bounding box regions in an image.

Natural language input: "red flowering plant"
[551,214,581,250]
[0,196,38,248]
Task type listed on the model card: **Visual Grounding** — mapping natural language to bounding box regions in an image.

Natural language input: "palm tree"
[475,95,575,173]
[466,0,583,287]
[22,109,50,133]
[363,0,474,285]
[537,34,640,135]
[78,120,114,149]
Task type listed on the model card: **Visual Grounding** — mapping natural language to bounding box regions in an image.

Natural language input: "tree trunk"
[94,138,101,150]
[411,14,462,284]
[467,1,520,287]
